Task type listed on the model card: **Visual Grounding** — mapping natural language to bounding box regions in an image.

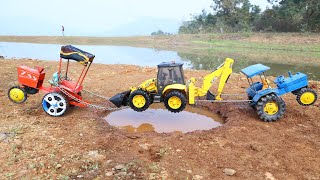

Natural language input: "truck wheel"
[8,86,28,104]
[296,87,317,106]
[164,91,187,113]
[42,92,69,117]
[255,94,286,122]
[128,90,151,112]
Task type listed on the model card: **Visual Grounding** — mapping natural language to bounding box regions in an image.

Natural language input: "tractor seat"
[60,45,95,66]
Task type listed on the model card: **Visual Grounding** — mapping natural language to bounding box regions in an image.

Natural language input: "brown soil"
[0,59,319,179]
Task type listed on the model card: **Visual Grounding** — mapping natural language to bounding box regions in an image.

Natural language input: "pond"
[104,104,223,133]
[0,42,318,80]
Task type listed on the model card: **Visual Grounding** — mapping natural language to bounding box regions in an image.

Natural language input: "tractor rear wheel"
[128,90,151,112]
[255,94,286,122]
[164,91,187,113]
[8,86,28,104]
[296,87,317,106]
[42,92,69,117]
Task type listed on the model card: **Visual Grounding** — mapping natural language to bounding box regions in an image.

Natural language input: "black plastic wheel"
[25,86,39,95]
[8,86,28,104]
[42,92,69,117]
[296,87,317,106]
[128,90,151,112]
[164,90,187,113]
[255,94,286,122]
[291,88,301,96]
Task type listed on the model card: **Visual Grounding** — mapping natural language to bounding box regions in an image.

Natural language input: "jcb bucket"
[110,90,130,107]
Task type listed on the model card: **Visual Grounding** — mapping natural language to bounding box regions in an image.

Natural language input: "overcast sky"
[0,0,271,36]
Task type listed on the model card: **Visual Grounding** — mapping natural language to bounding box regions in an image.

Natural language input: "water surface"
[0,42,318,80]
[105,105,223,133]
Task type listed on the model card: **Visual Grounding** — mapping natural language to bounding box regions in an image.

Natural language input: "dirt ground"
[0,58,319,180]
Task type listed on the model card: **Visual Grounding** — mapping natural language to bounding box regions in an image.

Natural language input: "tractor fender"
[162,84,187,95]
[252,89,279,105]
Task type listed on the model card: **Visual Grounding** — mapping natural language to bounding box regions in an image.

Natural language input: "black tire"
[128,90,151,112]
[255,94,286,122]
[296,87,317,106]
[42,92,69,117]
[292,89,301,96]
[164,90,187,113]
[8,86,28,104]
[25,86,39,95]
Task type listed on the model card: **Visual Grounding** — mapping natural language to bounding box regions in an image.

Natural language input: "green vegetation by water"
[179,0,320,34]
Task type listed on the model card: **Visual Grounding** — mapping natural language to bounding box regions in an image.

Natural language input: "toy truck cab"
[241,64,317,122]
[157,62,185,94]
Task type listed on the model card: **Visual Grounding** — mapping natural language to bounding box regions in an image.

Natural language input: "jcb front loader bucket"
[110,90,130,107]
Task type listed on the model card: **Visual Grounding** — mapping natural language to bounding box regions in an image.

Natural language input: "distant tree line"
[151,30,172,36]
[179,0,320,33]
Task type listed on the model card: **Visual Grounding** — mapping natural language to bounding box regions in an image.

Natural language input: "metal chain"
[81,89,249,104]
[220,93,248,96]
[196,99,252,103]
[82,89,111,100]
[197,93,250,103]
[58,85,250,110]
[57,86,127,111]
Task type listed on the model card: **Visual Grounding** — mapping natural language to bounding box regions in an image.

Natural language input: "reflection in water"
[120,123,155,133]
[179,52,320,80]
[105,104,223,133]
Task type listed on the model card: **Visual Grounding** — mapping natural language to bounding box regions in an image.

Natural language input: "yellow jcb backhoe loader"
[110,58,234,113]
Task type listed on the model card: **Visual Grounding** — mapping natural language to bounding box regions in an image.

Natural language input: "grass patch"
[193,40,320,52]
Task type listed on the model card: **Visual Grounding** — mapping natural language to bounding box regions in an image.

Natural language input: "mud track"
[0,59,319,179]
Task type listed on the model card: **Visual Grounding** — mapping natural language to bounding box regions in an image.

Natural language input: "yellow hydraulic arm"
[188,58,234,104]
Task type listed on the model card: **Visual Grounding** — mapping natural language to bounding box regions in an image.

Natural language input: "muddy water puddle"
[105,104,223,133]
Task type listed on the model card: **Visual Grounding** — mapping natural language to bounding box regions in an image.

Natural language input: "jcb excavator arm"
[188,58,234,104]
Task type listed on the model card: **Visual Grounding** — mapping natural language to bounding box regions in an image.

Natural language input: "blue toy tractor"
[241,64,318,122]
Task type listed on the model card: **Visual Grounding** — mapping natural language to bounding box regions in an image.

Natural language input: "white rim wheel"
[42,92,68,117]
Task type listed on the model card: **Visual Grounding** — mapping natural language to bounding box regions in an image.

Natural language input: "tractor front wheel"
[296,87,317,106]
[164,91,187,113]
[42,92,69,117]
[128,90,151,112]
[8,86,28,104]
[255,94,286,122]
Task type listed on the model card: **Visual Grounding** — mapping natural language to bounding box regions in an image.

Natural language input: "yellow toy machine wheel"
[296,87,317,106]
[255,94,286,122]
[164,90,187,113]
[128,90,151,112]
[8,86,28,104]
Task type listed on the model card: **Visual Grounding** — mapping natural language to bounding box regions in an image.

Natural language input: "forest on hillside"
[178,0,320,33]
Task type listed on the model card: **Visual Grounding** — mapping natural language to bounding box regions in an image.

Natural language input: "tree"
[178,0,320,33]
[265,0,320,32]
[151,30,171,36]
